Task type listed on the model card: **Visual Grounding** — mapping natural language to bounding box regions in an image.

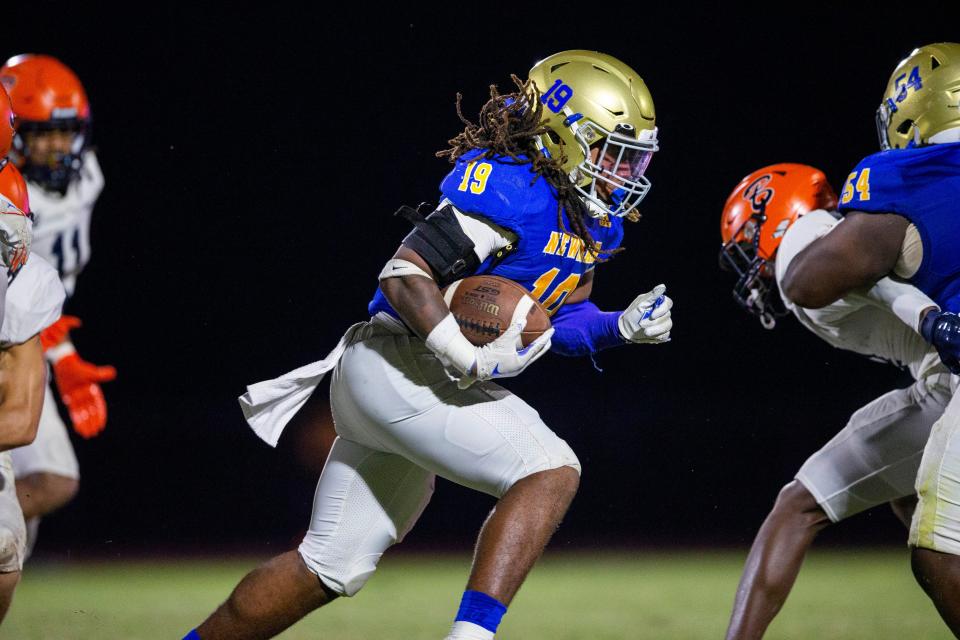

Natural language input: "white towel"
[239,322,365,446]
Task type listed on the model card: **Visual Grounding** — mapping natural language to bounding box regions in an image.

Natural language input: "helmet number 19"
[540,79,574,114]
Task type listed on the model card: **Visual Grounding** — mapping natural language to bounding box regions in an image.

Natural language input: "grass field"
[3,549,951,639]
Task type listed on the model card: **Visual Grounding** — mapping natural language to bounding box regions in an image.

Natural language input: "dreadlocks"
[437,75,628,261]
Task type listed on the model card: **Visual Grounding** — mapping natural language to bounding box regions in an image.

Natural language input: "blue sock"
[182,630,201,640]
[454,590,507,633]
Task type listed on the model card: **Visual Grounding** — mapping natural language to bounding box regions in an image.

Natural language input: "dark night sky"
[6,4,960,556]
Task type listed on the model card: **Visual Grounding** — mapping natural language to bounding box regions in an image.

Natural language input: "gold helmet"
[876,43,960,150]
[527,50,657,218]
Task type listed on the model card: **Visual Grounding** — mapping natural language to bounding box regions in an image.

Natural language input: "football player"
[0,123,66,621]
[718,164,951,639]
[0,54,115,558]
[779,43,960,634]
[185,51,673,640]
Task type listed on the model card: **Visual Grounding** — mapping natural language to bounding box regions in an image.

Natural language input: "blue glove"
[920,310,960,375]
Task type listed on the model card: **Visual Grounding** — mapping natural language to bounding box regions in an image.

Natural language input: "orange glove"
[41,316,117,438]
[40,315,82,351]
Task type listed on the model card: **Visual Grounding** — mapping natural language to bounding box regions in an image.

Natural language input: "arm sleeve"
[863,277,939,334]
[550,299,625,357]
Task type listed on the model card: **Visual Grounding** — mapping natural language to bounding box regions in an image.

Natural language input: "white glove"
[464,320,554,388]
[426,306,554,389]
[618,284,673,344]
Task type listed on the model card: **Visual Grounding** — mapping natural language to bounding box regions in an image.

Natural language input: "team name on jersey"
[541,231,600,264]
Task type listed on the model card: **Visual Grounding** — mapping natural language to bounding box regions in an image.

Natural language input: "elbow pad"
[396,204,479,287]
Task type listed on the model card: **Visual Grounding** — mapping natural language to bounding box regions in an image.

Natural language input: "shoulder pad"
[837,144,960,215]
[837,150,899,214]
[438,151,554,230]
[1,254,65,346]
[397,204,479,287]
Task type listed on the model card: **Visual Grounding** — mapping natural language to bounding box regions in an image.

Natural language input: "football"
[441,275,551,347]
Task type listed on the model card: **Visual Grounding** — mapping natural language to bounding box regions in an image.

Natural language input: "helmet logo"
[892,66,923,104]
[773,218,791,239]
[742,174,774,213]
[541,79,574,113]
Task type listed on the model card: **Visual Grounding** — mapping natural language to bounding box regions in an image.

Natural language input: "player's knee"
[0,524,25,573]
[49,475,79,508]
[545,465,580,503]
[772,481,830,529]
[296,547,379,598]
[891,495,918,529]
[911,547,939,591]
[504,431,581,495]
[20,473,79,511]
[297,527,394,598]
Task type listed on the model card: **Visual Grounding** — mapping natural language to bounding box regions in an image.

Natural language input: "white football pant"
[797,373,953,522]
[0,452,25,573]
[297,316,580,596]
[911,378,960,554]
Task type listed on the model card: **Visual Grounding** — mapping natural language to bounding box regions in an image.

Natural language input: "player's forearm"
[381,274,452,340]
[781,250,873,308]
[379,246,455,340]
[550,300,624,357]
[781,212,906,308]
[865,277,939,334]
[0,337,46,450]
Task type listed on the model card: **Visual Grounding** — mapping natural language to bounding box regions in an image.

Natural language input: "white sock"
[445,620,495,640]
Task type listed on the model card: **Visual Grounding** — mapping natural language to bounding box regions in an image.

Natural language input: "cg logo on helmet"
[742,174,775,213]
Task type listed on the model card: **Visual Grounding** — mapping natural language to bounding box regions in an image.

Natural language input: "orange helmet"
[0,162,30,215]
[0,163,31,279]
[718,163,837,328]
[0,85,13,163]
[0,54,91,193]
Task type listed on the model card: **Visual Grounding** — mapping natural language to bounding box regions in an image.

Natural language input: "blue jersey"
[369,149,624,318]
[837,142,960,312]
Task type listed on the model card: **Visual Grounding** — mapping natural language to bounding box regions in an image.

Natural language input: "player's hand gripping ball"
[441,275,551,346]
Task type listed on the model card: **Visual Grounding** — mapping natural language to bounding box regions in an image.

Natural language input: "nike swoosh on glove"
[459,318,554,389]
[618,284,673,344]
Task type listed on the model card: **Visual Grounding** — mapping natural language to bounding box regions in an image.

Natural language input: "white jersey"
[775,209,943,380]
[0,253,65,347]
[27,150,104,297]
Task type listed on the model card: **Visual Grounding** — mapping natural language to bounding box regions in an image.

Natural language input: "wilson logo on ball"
[442,275,552,347]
